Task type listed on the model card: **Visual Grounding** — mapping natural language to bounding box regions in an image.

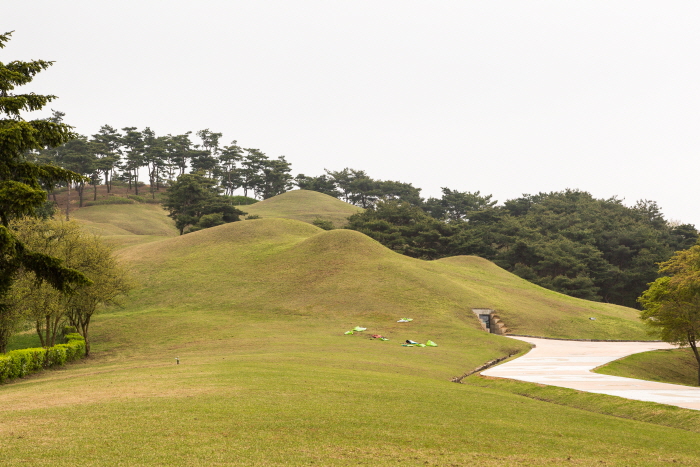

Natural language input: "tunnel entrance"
[471,308,509,335]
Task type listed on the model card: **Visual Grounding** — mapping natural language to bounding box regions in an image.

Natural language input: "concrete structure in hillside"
[472,308,509,335]
[482,336,700,411]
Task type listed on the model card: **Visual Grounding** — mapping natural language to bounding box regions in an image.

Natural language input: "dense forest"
[34,119,698,309]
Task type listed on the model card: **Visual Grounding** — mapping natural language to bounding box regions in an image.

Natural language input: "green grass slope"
[3,217,698,465]
[72,203,178,248]
[595,348,700,387]
[241,189,362,226]
[438,256,648,340]
[116,218,648,342]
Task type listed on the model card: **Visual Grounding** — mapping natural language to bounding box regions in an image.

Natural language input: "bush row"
[84,197,135,207]
[126,194,162,204]
[224,195,259,206]
[0,333,86,383]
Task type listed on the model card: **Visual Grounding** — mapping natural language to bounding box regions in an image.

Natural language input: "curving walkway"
[481,336,700,411]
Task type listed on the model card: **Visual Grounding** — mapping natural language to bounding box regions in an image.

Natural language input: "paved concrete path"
[481,336,700,411]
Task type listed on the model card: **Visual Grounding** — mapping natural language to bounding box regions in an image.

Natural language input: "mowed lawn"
[72,203,179,249]
[595,348,700,387]
[3,311,700,466]
[241,189,363,227]
[3,201,700,465]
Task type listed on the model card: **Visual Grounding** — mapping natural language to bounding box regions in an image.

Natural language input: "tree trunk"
[77,182,85,208]
[36,320,45,348]
[93,182,97,201]
[45,315,50,348]
[689,337,700,386]
[81,319,91,357]
[66,183,71,220]
[49,314,61,348]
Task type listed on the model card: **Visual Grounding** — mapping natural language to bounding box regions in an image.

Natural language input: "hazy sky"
[5,1,700,225]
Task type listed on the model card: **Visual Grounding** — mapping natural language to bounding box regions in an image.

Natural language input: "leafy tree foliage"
[0,31,89,351]
[480,190,694,306]
[346,188,697,307]
[639,242,700,385]
[119,126,144,194]
[424,188,496,222]
[219,141,244,196]
[346,200,454,259]
[303,168,423,208]
[91,124,121,192]
[259,155,293,199]
[191,129,221,177]
[163,173,246,234]
[295,174,341,198]
[9,218,131,355]
[42,135,97,207]
[312,218,335,230]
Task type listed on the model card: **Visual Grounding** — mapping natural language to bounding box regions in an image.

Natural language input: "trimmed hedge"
[0,333,86,383]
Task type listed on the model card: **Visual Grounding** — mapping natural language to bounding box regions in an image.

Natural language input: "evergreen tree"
[119,126,144,194]
[0,31,89,351]
[219,141,244,196]
[91,125,121,193]
[163,173,246,234]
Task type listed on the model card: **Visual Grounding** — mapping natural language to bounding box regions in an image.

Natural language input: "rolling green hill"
[115,218,649,342]
[2,203,699,466]
[72,203,178,248]
[240,189,362,226]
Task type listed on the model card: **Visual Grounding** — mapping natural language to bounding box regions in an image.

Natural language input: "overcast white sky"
[4,1,700,225]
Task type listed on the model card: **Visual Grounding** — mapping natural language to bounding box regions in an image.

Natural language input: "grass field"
[72,203,178,248]
[241,189,362,226]
[595,348,700,387]
[3,194,700,465]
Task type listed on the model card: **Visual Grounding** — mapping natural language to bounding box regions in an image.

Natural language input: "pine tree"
[0,31,89,351]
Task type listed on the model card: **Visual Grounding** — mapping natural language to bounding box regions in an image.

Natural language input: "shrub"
[245,215,261,220]
[0,333,86,384]
[84,197,135,207]
[312,218,335,230]
[124,194,162,204]
[224,195,259,206]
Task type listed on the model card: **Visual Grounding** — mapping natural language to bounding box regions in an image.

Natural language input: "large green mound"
[72,203,178,248]
[3,215,700,465]
[118,218,648,341]
[241,189,362,226]
[436,256,646,339]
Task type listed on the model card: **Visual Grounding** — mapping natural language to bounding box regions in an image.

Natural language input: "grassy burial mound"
[115,218,648,347]
[437,256,648,340]
[106,219,527,380]
[2,222,699,465]
[4,217,698,465]
[72,203,178,248]
[241,189,362,226]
